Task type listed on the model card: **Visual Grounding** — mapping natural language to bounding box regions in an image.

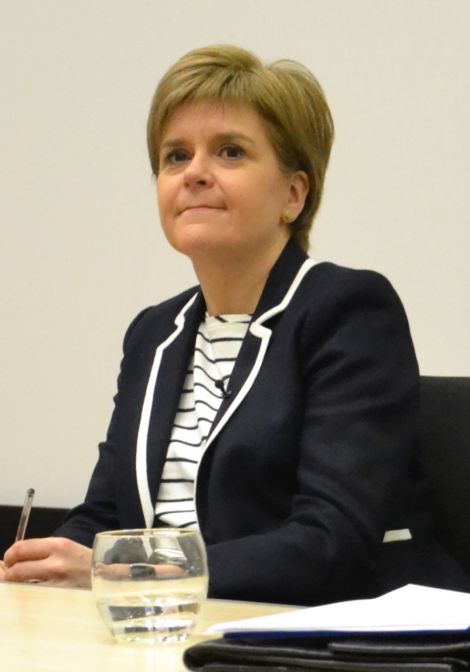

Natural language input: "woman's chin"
[167,232,235,260]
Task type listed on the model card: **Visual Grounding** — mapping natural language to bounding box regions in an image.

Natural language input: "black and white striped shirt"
[154,314,251,528]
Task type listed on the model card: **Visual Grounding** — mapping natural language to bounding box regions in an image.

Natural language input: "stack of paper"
[208,584,470,638]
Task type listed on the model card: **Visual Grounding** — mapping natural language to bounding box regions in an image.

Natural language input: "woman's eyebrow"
[215,132,256,146]
[160,137,186,152]
[160,132,256,152]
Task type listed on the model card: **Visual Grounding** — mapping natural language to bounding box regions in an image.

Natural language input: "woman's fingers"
[4,538,51,566]
[3,537,92,588]
[4,558,50,583]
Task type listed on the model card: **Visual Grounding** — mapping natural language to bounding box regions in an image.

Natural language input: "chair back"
[419,376,470,578]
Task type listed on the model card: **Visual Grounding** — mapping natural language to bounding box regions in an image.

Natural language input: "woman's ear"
[285,170,309,222]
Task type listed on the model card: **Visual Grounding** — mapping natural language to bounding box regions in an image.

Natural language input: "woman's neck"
[192,242,285,316]
[200,272,264,316]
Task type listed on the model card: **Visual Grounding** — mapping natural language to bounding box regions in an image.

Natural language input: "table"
[0,582,294,671]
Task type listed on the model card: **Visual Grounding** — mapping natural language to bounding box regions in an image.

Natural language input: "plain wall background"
[1,0,469,508]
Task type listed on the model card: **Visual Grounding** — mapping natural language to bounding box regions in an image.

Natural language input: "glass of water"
[91,528,208,644]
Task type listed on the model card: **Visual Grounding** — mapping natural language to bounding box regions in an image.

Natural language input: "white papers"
[208,584,470,637]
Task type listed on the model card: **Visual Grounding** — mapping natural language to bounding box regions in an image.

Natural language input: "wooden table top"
[0,581,294,671]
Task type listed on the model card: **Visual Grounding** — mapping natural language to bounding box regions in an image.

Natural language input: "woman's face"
[156,101,308,265]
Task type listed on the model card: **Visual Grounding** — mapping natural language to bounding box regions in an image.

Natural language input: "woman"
[2,45,467,604]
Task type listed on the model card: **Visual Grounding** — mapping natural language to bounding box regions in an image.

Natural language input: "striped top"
[154,313,251,529]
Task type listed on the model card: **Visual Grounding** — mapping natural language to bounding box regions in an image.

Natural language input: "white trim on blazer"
[136,292,198,527]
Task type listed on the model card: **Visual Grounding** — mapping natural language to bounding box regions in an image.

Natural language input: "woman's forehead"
[160,100,271,144]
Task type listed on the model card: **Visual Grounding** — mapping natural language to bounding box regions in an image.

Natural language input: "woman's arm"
[205,269,420,605]
[53,440,121,547]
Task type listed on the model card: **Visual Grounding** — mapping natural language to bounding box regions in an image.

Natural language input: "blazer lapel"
[136,291,205,526]
[203,242,317,452]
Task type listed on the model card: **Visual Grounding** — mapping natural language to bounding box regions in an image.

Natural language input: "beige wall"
[1,0,469,507]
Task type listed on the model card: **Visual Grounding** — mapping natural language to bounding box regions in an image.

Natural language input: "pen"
[15,488,35,542]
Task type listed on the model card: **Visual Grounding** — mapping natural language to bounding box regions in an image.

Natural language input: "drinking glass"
[91,528,208,644]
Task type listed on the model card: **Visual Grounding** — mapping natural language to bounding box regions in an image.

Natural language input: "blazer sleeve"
[205,268,420,605]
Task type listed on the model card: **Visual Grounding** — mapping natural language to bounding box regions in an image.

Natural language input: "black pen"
[15,488,35,542]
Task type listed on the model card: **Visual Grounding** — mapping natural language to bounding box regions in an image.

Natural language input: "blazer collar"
[253,240,310,322]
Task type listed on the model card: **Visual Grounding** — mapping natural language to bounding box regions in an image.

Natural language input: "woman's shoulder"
[288,260,410,336]
[293,260,416,369]
[307,259,394,287]
[301,260,401,305]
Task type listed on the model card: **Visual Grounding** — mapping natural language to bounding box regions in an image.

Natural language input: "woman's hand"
[0,559,6,581]
[95,561,186,581]
[2,538,92,588]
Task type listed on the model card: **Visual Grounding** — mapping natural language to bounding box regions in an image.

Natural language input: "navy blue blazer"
[56,242,469,605]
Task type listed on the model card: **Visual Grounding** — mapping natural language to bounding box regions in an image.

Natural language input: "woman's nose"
[183,153,213,188]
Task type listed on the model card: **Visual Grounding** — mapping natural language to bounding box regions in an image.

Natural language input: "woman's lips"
[180,205,225,215]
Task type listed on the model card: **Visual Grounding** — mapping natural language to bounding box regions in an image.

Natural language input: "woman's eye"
[164,149,190,165]
[220,145,244,160]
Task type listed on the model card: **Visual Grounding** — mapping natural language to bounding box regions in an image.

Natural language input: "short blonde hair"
[147,45,334,252]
